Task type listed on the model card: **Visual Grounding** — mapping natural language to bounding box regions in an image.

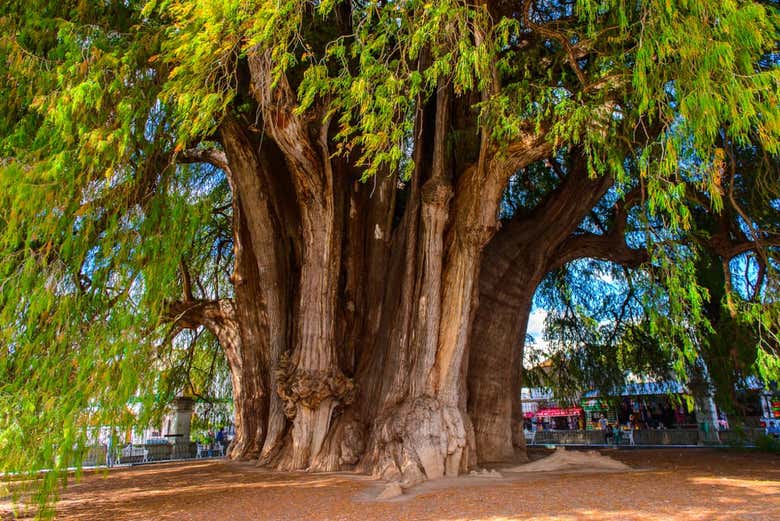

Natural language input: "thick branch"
[551,186,648,270]
[551,231,649,270]
[247,50,323,184]
[178,147,231,173]
[166,298,237,334]
[491,124,554,180]
[708,233,780,260]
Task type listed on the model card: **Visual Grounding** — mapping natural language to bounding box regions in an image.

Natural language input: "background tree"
[1,0,778,506]
[516,133,779,443]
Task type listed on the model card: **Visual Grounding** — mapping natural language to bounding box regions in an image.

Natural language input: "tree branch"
[550,187,648,270]
[709,235,780,260]
[247,49,324,183]
[550,231,649,271]
[178,147,231,173]
[164,298,242,375]
[165,298,237,335]
[523,1,587,86]
[179,259,194,302]
[490,123,555,179]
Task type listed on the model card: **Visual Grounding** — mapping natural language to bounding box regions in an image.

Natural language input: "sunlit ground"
[2,449,779,520]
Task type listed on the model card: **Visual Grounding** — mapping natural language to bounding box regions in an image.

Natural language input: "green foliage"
[755,433,780,453]
[527,256,668,401]
[526,126,778,401]
[0,0,778,514]
[0,2,235,511]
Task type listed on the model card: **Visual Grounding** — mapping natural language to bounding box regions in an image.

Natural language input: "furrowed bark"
[468,269,540,463]
[356,80,556,483]
[248,51,353,471]
[219,119,296,461]
[177,110,635,478]
[357,88,454,485]
[165,33,638,481]
[229,202,272,460]
[468,153,617,464]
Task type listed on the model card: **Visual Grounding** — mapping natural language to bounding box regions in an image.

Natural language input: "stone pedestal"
[689,356,720,445]
[167,397,195,458]
[691,384,720,444]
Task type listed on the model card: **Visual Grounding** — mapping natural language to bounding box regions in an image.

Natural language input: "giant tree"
[1,0,778,498]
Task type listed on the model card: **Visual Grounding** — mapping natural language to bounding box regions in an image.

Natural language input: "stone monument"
[167,396,195,458]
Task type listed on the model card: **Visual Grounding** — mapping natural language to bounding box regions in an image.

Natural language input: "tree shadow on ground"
[2,450,779,520]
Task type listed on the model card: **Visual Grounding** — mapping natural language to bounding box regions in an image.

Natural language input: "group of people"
[597,415,638,445]
[524,416,582,432]
[204,427,229,452]
[616,399,686,430]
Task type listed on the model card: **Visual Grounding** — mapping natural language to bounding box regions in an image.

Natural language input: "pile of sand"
[507,447,631,473]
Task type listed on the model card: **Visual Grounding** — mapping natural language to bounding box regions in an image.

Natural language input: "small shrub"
[755,435,780,453]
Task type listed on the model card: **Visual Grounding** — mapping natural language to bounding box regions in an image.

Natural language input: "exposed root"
[358,396,470,487]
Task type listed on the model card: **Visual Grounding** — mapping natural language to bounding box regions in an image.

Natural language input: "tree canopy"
[1,0,778,510]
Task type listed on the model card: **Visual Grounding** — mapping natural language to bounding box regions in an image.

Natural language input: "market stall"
[534,406,584,430]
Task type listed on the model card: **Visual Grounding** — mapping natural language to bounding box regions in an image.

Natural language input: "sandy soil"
[2,448,779,520]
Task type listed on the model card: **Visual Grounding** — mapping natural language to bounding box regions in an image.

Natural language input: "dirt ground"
[2,448,779,520]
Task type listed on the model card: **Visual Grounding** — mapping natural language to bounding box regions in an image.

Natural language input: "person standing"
[717,412,730,431]
[216,427,226,455]
[599,414,611,444]
[605,423,614,445]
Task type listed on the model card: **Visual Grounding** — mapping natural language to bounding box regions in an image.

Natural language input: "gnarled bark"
[168,37,630,484]
[468,156,653,464]
[351,80,558,483]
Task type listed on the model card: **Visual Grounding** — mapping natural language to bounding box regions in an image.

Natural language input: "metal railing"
[83,439,228,467]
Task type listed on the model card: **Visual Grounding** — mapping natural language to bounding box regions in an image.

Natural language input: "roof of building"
[582,381,688,398]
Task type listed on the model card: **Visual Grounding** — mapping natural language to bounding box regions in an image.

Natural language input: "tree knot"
[459,224,493,249]
[421,178,454,206]
[275,353,356,419]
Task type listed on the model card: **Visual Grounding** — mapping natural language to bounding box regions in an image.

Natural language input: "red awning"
[534,407,583,418]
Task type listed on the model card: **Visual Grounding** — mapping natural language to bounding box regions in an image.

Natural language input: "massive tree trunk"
[168,50,630,482]
[172,122,646,479]
[348,83,555,483]
[468,267,540,463]
[467,155,652,464]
